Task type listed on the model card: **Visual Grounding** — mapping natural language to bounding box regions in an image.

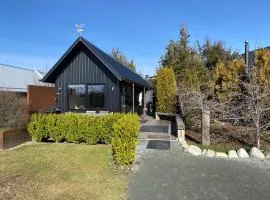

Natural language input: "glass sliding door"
[68,84,86,110]
[87,84,105,109]
[68,84,105,111]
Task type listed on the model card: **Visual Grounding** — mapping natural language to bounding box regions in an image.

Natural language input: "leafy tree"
[111,48,136,71]
[253,49,270,86]
[160,24,207,88]
[201,39,239,70]
[156,67,177,113]
[212,58,245,101]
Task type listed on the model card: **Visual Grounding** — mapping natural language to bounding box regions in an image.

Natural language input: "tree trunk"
[202,108,210,146]
[256,128,260,149]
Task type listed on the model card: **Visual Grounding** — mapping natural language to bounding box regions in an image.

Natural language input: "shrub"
[156,67,177,113]
[27,112,140,166]
[111,113,140,166]
[0,91,24,129]
[27,113,126,145]
[27,114,47,142]
[99,113,123,144]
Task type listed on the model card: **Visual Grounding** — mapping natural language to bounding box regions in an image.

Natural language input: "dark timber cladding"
[56,44,120,112]
[42,37,149,113]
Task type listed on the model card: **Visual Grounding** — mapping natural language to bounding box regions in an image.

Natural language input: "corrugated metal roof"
[42,37,149,87]
[0,64,45,93]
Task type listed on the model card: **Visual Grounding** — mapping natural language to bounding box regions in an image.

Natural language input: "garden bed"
[185,121,270,152]
[0,128,31,151]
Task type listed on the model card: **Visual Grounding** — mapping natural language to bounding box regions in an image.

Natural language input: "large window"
[88,85,105,108]
[68,85,86,110]
[68,84,105,110]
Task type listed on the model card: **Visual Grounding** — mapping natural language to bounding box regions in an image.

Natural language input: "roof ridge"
[0,63,34,71]
[80,37,145,81]
[80,37,122,80]
[43,36,149,87]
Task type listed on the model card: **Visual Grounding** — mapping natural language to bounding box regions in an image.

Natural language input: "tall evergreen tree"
[111,48,136,72]
[160,24,208,89]
[201,39,238,70]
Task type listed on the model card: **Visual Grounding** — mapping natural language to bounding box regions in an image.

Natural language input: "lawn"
[0,143,127,200]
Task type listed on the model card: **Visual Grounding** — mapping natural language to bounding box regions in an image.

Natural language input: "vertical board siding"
[55,45,120,112]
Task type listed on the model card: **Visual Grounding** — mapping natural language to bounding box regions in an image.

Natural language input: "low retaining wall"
[155,112,176,120]
[176,114,185,139]
[155,112,185,139]
[0,128,31,151]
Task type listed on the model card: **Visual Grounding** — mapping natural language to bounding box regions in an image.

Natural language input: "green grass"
[0,143,127,200]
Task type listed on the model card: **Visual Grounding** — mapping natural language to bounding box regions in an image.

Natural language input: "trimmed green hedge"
[112,114,140,166]
[27,113,140,166]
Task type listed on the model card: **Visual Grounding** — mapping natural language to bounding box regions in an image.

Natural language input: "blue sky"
[0,0,269,76]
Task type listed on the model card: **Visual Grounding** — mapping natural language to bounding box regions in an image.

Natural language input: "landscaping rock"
[187,145,202,156]
[266,152,270,160]
[205,149,215,158]
[215,152,228,158]
[180,140,189,150]
[237,148,249,158]
[202,149,207,156]
[249,147,265,160]
[228,150,238,159]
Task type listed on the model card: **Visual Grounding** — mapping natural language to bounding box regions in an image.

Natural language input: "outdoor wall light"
[112,86,115,92]
[56,88,62,95]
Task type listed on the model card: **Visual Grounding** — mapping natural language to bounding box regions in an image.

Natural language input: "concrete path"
[128,118,270,200]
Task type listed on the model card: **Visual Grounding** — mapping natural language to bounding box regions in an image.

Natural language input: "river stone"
[187,145,202,156]
[249,147,265,160]
[205,149,215,157]
[180,140,189,150]
[266,152,270,160]
[215,152,228,158]
[237,148,249,158]
[228,150,238,158]
[202,149,207,156]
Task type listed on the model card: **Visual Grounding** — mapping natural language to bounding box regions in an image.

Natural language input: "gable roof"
[0,64,45,93]
[42,37,149,87]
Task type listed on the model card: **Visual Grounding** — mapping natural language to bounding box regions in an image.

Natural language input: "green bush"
[27,114,48,142]
[111,113,140,166]
[27,112,140,166]
[156,67,177,113]
[99,113,123,144]
[27,113,129,145]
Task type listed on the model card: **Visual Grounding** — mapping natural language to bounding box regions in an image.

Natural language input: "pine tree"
[111,48,136,72]
[160,24,207,89]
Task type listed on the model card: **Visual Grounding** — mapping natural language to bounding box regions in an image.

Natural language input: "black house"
[42,37,149,113]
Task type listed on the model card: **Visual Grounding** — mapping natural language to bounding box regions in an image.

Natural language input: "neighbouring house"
[0,64,56,122]
[243,41,270,73]
[42,36,149,113]
[0,63,45,94]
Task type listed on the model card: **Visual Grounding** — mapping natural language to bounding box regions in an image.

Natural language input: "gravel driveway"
[128,120,270,200]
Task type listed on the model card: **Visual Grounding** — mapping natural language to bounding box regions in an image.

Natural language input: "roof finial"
[76,24,85,36]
